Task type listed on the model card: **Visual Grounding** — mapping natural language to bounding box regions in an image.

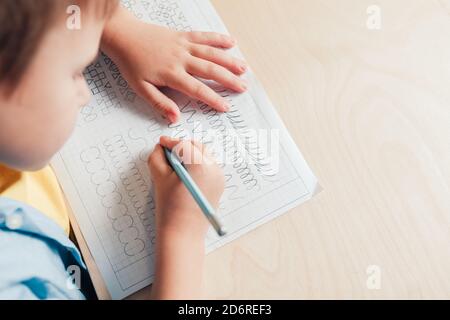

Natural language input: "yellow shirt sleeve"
[0,164,70,235]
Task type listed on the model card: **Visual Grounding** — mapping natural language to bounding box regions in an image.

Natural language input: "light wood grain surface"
[71,0,450,299]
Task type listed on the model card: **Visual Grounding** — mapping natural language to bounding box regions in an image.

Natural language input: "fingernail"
[222,102,230,112]
[239,64,247,73]
[167,111,178,123]
[240,80,248,91]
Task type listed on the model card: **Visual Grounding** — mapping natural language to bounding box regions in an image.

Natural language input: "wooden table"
[71,0,450,299]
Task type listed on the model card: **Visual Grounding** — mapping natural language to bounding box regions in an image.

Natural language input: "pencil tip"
[218,227,227,237]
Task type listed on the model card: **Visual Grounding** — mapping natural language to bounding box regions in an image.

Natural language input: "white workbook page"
[51,0,319,299]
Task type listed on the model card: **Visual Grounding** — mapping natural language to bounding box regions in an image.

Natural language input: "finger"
[181,141,205,166]
[190,140,205,154]
[167,72,230,112]
[186,57,247,93]
[186,31,236,48]
[161,139,201,165]
[148,144,172,178]
[190,140,215,164]
[161,137,208,165]
[190,44,247,75]
[137,81,180,123]
[190,140,214,158]
[160,136,196,163]
[159,136,181,150]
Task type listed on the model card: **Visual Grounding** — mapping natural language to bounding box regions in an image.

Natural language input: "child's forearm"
[151,228,206,300]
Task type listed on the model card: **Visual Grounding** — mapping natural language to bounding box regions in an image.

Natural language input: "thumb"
[159,136,181,150]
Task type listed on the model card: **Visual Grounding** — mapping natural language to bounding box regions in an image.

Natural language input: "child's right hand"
[148,136,224,299]
[148,136,225,240]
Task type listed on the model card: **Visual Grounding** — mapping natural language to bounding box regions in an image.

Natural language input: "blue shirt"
[0,197,86,299]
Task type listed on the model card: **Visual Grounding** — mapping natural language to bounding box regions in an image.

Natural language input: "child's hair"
[0,0,118,89]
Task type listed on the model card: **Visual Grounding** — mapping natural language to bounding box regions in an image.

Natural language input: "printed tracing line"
[122,0,192,31]
[79,135,155,273]
[51,0,318,299]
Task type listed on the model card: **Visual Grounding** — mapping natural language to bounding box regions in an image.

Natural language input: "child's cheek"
[37,83,81,167]
[76,76,92,109]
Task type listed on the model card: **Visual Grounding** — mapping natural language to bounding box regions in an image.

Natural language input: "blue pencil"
[163,146,226,237]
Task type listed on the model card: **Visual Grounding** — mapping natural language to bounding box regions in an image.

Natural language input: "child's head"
[0,0,117,171]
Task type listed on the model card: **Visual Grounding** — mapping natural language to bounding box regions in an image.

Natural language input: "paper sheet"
[51,0,319,299]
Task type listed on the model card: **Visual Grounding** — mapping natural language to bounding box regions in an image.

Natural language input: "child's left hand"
[101,7,248,123]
